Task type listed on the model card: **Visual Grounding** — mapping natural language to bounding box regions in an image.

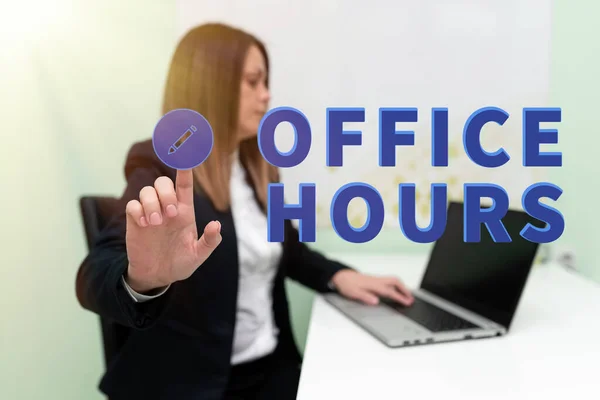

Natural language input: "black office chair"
[79,196,131,368]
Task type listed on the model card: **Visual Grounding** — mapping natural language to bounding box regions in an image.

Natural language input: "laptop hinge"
[416,289,507,331]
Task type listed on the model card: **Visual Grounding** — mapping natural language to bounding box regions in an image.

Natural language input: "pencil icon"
[169,125,197,154]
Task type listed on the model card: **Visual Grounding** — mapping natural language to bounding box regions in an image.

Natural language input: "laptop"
[323,201,545,348]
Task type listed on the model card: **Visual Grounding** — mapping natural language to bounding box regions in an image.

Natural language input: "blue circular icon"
[152,108,214,170]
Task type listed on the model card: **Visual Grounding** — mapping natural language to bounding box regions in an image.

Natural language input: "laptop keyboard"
[380,296,479,332]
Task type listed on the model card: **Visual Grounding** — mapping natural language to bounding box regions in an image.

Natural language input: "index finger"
[176,169,194,205]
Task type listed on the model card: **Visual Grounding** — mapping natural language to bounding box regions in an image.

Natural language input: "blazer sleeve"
[283,221,354,293]
[75,142,175,330]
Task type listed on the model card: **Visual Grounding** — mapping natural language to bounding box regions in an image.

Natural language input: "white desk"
[297,253,600,400]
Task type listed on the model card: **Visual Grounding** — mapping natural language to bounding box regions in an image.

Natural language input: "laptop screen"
[420,201,545,330]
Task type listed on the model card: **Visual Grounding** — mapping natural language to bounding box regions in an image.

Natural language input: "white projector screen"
[175,0,553,229]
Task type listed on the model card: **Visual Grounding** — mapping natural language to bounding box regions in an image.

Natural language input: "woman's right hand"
[123,169,222,294]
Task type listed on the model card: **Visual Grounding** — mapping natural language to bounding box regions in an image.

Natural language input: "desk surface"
[297,253,600,400]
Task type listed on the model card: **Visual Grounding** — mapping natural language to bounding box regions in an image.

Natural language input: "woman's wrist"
[124,265,166,295]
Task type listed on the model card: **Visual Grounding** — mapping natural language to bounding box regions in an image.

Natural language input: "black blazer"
[75,139,349,400]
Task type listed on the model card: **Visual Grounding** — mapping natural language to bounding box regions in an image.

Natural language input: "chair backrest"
[79,196,131,367]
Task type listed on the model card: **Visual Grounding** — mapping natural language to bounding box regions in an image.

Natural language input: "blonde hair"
[162,23,278,212]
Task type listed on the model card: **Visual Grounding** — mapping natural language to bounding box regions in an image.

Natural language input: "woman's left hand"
[331,269,414,306]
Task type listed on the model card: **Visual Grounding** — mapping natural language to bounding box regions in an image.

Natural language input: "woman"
[76,22,413,400]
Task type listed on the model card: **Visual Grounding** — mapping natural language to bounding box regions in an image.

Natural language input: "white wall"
[176,0,553,233]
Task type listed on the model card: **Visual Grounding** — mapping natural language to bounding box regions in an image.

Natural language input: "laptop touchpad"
[349,304,399,318]
[360,316,427,338]
[343,304,399,319]
[328,296,399,318]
